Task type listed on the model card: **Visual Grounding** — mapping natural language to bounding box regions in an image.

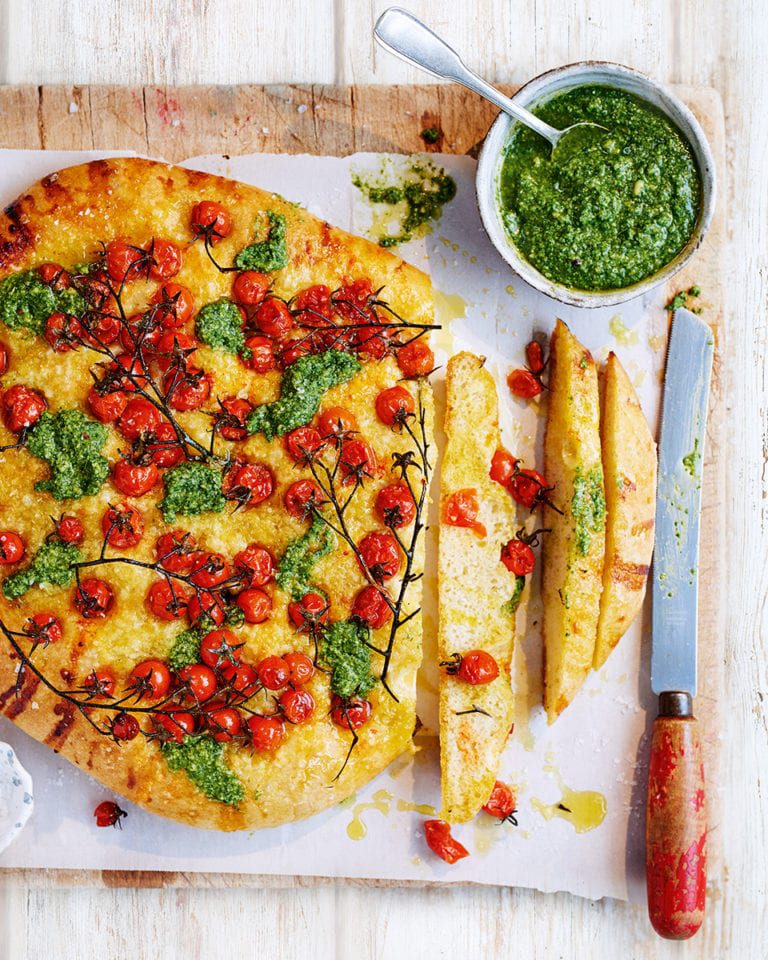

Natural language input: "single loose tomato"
[507,368,542,399]
[241,334,276,372]
[351,586,392,630]
[0,531,25,564]
[191,200,232,244]
[189,552,231,589]
[424,819,469,864]
[287,592,329,631]
[316,406,356,441]
[187,590,226,627]
[155,529,197,573]
[154,330,198,373]
[164,366,211,411]
[482,780,517,821]
[102,503,144,549]
[256,298,293,338]
[200,629,242,670]
[146,579,190,621]
[376,482,416,528]
[206,704,242,742]
[25,611,62,646]
[111,458,159,497]
[233,544,274,587]
[74,578,114,619]
[284,426,323,464]
[179,663,217,703]
[146,420,186,468]
[443,649,499,685]
[489,449,517,487]
[2,384,46,433]
[216,397,253,441]
[330,695,371,730]
[508,468,551,510]
[284,479,326,519]
[117,397,162,440]
[247,714,285,751]
[129,659,172,699]
[154,710,195,744]
[375,385,415,428]
[223,460,274,507]
[110,712,139,741]
[283,652,314,686]
[94,800,127,828]
[87,385,128,424]
[236,587,272,624]
[55,514,85,545]
[233,270,270,306]
[443,489,487,538]
[339,438,377,486]
[357,531,401,581]
[151,282,194,327]
[526,339,546,374]
[148,238,182,280]
[280,688,315,724]
[500,538,535,576]
[397,338,434,377]
[105,239,145,284]
[256,655,290,691]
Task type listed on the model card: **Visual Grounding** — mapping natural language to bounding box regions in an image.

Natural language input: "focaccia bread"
[0,157,435,831]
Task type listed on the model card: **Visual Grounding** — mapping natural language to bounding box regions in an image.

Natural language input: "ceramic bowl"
[476,61,716,308]
[0,742,33,854]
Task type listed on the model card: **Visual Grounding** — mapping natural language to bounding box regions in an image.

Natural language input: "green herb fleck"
[666,285,702,313]
[420,127,440,144]
[0,270,85,337]
[161,734,243,806]
[3,540,81,600]
[167,625,203,672]
[234,211,288,272]
[320,619,377,700]
[247,349,361,440]
[501,575,526,615]
[27,410,109,501]
[276,515,335,600]
[160,462,226,524]
[195,299,247,355]
[571,466,606,556]
[682,438,700,478]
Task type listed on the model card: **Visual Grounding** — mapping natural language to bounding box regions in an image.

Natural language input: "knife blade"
[646,306,713,941]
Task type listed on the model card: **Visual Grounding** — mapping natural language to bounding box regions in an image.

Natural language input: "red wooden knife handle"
[646,691,706,939]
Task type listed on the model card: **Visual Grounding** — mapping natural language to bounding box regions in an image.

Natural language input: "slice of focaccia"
[0,157,435,831]
[438,352,517,822]
[542,320,605,723]
[594,352,656,669]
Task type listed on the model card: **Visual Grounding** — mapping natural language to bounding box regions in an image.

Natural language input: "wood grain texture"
[0,0,764,957]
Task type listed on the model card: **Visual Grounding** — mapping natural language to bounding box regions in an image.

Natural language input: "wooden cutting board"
[0,83,726,890]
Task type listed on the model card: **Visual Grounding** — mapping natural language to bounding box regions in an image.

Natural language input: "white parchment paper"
[0,150,672,901]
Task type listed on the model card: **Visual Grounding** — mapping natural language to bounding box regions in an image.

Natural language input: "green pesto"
[161,734,244,806]
[571,466,606,556]
[234,211,288,272]
[276,515,335,600]
[682,438,700,478]
[195,299,248,356]
[27,410,109,501]
[247,349,361,441]
[498,86,701,290]
[420,127,440,144]
[352,159,457,247]
[0,270,86,337]
[167,625,203,673]
[665,285,702,313]
[501,575,526,616]
[319,619,377,700]
[3,541,81,600]
[159,462,226,524]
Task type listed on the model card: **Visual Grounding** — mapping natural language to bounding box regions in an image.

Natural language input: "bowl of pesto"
[476,62,716,307]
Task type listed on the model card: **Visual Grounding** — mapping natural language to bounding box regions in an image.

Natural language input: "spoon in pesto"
[374,7,607,163]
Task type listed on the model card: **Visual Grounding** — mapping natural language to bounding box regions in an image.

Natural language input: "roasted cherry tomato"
[287,592,328,631]
[164,366,211,411]
[284,426,323,464]
[148,238,182,281]
[111,458,159,498]
[153,710,195,744]
[526,339,546,375]
[489,449,517,487]
[191,201,232,244]
[105,239,145,284]
[283,651,314,686]
[55,514,85,545]
[154,329,198,373]
[280,688,315,724]
[146,420,186,468]
[155,529,197,573]
[74,578,114,619]
[0,530,25,564]
[108,353,149,392]
[94,800,128,828]
[233,271,270,306]
[151,282,194,327]
[225,662,260,696]
[330,695,372,730]
[187,590,226,627]
[500,538,535,576]
[247,714,285,751]
[216,397,253,441]
[507,368,543,399]
[129,659,172,699]
[102,503,144,549]
[200,629,242,670]
[179,663,218,703]
[443,489,487,538]
[117,397,162,440]
[37,262,70,289]
[146,579,190,621]
[443,649,499,685]
[189,552,231,589]
[110,712,140,742]
[424,819,469,864]
[45,311,83,352]
[82,666,116,698]
[235,587,272,624]
[2,384,46,433]
[233,543,275,587]
[255,298,293,338]
[376,482,416,528]
[482,780,517,821]
[334,278,375,320]
[339,438,377,486]
[206,704,243,742]
[87,385,128,424]
[397,339,435,377]
[508,468,550,510]
[357,531,401,581]
[25,611,62,646]
[284,479,326,520]
[316,406,357,441]
[256,655,290,691]
[292,284,332,325]
[223,460,274,507]
[375,385,415,428]
[351,586,392,630]
[279,337,313,367]
[241,334,276,373]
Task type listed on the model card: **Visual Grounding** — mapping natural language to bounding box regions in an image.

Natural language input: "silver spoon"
[373,7,607,162]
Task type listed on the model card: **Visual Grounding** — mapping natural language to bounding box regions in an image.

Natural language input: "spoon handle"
[373,7,556,143]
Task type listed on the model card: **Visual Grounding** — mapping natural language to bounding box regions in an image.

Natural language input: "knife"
[647,307,713,939]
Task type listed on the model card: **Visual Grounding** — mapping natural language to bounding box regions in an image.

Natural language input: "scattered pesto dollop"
[234,211,288,272]
[353,159,457,247]
[320,619,377,700]
[161,734,244,806]
[502,574,526,615]
[159,461,226,524]
[571,466,606,556]
[498,86,701,290]
[276,515,335,600]
[3,541,81,600]
[167,625,203,672]
[195,299,248,356]
[0,270,85,336]
[27,410,109,501]
[247,349,361,440]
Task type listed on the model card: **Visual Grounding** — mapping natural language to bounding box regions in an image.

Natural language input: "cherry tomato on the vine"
[2,384,46,433]
[0,531,25,564]
[191,201,232,244]
[500,538,536,576]
[55,514,85,545]
[280,688,315,724]
[102,503,144,549]
[236,587,272,624]
[146,579,190,621]
[283,652,314,686]
[287,592,329,632]
[256,655,290,691]
[233,271,270,306]
[375,385,415,428]
[330,695,372,730]
[247,714,285,751]
[507,368,543,399]
[74,578,114,619]
[396,339,434,377]
[148,238,183,281]
[376,482,416,528]
[94,800,128,828]
[351,586,392,630]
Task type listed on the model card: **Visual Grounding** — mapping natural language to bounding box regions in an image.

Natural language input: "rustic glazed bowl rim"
[475,61,717,308]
